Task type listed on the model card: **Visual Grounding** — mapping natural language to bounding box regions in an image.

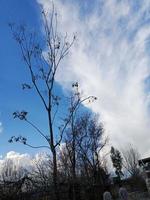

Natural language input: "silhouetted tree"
[63,113,109,196]
[77,114,108,186]
[0,159,30,200]
[9,5,96,200]
[110,146,123,181]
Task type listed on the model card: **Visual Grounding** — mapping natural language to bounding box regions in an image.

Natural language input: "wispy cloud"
[37,0,150,157]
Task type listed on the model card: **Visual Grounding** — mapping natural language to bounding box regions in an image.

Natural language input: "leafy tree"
[110,146,123,181]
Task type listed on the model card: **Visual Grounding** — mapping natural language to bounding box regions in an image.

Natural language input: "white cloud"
[37,0,150,157]
[6,151,32,168]
[0,151,49,174]
[0,151,32,171]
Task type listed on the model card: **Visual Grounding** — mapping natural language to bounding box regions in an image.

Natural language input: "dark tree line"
[0,143,146,200]
[0,112,109,200]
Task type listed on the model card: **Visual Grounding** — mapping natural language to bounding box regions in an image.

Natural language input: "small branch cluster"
[9,135,27,144]
[13,111,28,120]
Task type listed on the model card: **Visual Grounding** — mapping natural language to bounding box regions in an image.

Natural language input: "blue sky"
[0,0,90,156]
[0,0,47,155]
[0,0,150,161]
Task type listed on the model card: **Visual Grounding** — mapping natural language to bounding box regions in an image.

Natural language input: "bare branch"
[25,119,49,143]
[25,143,50,149]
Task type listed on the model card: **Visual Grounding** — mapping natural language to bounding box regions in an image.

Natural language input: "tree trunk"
[72,131,76,200]
[52,148,59,200]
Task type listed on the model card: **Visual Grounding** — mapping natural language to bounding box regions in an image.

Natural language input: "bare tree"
[9,6,96,200]
[0,159,30,199]
[58,144,72,182]
[57,112,108,200]
[58,85,97,200]
[8,7,74,200]
[77,114,108,185]
[122,145,140,177]
[29,153,52,191]
[64,113,108,185]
